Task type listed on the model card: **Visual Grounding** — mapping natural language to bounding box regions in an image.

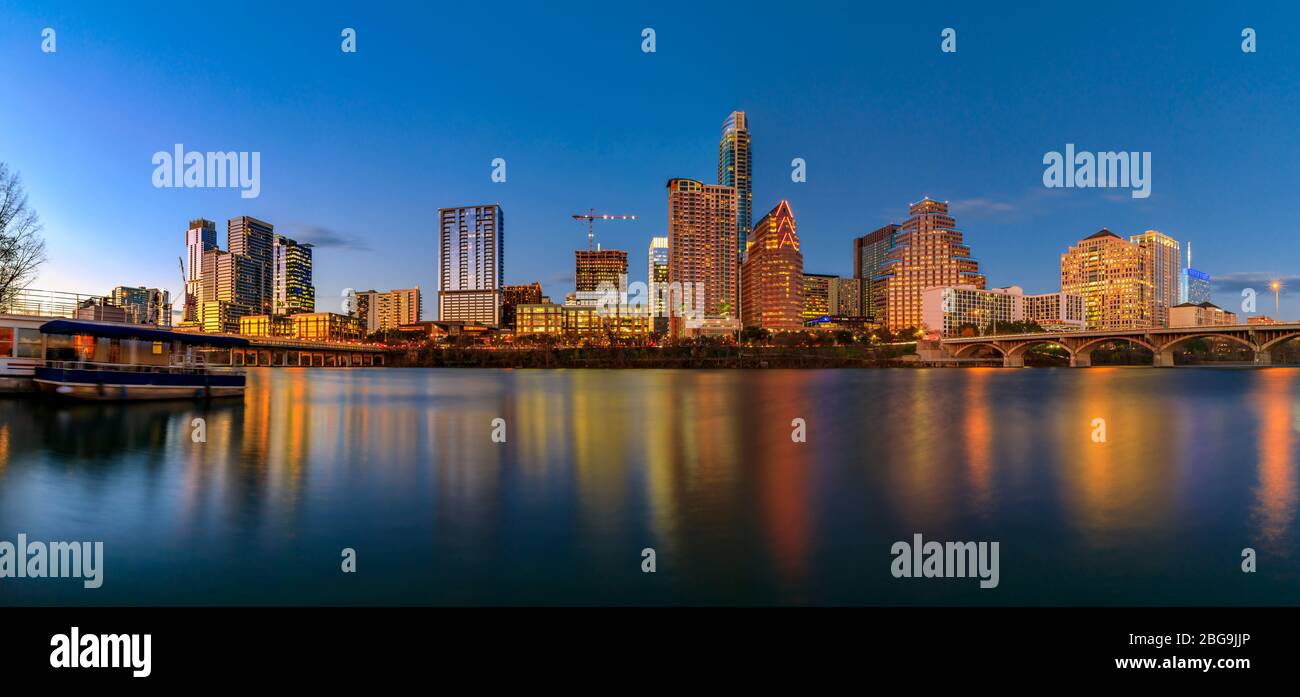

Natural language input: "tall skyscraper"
[648,236,669,332]
[718,111,752,261]
[741,200,803,330]
[198,247,260,333]
[878,198,984,331]
[574,249,628,305]
[666,179,738,326]
[1179,241,1212,305]
[1130,229,1180,328]
[853,223,899,323]
[228,216,276,314]
[272,235,315,315]
[183,219,217,323]
[1060,229,1153,330]
[438,205,504,324]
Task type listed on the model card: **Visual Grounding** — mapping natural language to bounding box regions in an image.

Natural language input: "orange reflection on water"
[1252,370,1297,553]
[963,368,994,513]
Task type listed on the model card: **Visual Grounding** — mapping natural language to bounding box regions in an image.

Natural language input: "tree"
[0,163,47,307]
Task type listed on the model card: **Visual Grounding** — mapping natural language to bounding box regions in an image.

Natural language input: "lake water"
[1,367,1297,606]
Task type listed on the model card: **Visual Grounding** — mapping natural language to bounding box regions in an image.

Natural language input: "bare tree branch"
[0,162,47,307]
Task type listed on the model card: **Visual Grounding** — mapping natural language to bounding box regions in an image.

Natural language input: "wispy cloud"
[1211,272,1300,294]
[285,224,371,251]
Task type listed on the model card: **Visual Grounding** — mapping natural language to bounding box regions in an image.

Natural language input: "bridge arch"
[1259,331,1300,352]
[1005,339,1073,359]
[1159,332,1256,353]
[1072,335,1158,357]
[951,342,1006,359]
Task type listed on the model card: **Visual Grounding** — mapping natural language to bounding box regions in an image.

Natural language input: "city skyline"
[3,3,1300,318]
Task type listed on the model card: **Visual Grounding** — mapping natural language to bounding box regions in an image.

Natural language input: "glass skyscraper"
[718,111,751,262]
[438,204,504,325]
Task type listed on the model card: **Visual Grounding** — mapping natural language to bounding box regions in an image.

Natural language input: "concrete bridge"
[940,323,1300,367]
[231,337,388,368]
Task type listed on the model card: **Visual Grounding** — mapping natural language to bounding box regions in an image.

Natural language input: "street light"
[1271,280,1282,320]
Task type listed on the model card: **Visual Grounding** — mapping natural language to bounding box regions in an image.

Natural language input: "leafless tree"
[0,163,47,307]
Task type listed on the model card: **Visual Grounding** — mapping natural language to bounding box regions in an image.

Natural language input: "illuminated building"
[227,216,276,314]
[272,235,315,315]
[183,219,217,323]
[648,236,669,333]
[199,248,260,333]
[878,198,984,331]
[515,303,564,335]
[741,201,803,330]
[1179,243,1211,304]
[241,312,361,342]
[1170,301,1238,327]
[828,277,861,317]
[356,288,422,333]
[575,249,627,305]
[502,282,543,329]
[922,285,1085,337]
[438,205,504,325]
[110,286,171,326]
[718,111,752,260]
[853,223,899,323]
[1130,230,1181,327]
[1060,229,1154,330]
[801,273,834,321]
[666,178,738,328]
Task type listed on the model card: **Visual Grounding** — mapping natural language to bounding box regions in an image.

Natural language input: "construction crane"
[572,209,637,250]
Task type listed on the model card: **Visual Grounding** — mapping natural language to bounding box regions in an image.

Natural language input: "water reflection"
[1,367,1299,605]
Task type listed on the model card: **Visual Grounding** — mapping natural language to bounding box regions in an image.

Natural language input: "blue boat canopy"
[39,320,251,347]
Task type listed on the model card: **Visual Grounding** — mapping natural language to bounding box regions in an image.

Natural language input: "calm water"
[1,367,1298,606]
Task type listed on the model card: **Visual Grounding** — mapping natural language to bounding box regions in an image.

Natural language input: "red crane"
[572,209,637,250]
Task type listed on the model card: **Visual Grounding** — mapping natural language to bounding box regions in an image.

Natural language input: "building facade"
[272,235,315,315]
[110,286,171,326]
[921,284,1084,337]
[184,218,217,323]
[1179,244,1211,305]
[853,223,899,324]
[1061,229,1154,330]
[501,282,543,330]
[828,277,862,317]
[574,249,627,305]
[227,216,276,315]
[438,205,504,325]
[648,236,669,333]
[1130,230,1181,328]
[356,288,422,334]
[666,178,738,326]
[1022,291,1086,331]
[801,273,835,321]
[718,111,752,261]
[740,200,803,330]
[878,198,984,331]
[1170,301,1237,327]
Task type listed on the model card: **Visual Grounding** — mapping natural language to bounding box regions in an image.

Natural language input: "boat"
[31,319,250,400]
[0,313,48,393]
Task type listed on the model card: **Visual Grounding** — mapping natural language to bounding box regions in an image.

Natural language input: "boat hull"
[33,367,245,401]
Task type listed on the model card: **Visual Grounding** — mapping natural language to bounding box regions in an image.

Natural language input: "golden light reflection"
[963,368,994,513]
[1252,370,1296,553]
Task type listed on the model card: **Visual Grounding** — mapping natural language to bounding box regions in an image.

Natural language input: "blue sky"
[2,1,1298,318]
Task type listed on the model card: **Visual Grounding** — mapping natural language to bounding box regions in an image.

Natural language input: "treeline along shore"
[391,344,934,369]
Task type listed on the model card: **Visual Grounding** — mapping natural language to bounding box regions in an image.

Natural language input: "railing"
[42,360,243,376]
[0,288,171,325]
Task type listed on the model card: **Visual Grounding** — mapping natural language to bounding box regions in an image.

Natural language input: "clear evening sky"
[1,1,1298,317]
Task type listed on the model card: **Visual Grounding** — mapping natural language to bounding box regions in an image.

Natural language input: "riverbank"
[391,345,930,368]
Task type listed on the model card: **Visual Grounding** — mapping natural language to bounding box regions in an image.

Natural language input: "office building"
[718,111,752,261]
[1022,291,1086,331]
[741,200,803,330]
[438,205,504,325]
[1130,229,1181,327]
[921,285,1085,337]
[575,249,628,305]
[828,277,862,317]
[1061,229,1154,330]
[648,236,669,333]
[801,273,835,321]
[878,198,985,331]
[110,286,172,326]
[272,235,315,315]
[666,178,738,326]
[356,288,422,334]
[183,219,217,323]
[1179,242,1212,305]
[1170,301,1237,327]
[853,223,899,323]
[502,282,543,330]
[227,216,276,315]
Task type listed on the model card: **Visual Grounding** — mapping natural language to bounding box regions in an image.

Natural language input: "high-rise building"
[853,223,899,323]
[574,249,627,305]
[1130,230,1181,327]
[110,286,172,326]
[502,282,543,329]
[1179,242,1212,305]
[184,219,217,323]
[356,288,422,333]
[878,198,984,331]
[648,236,669,333]
[272,235,315,315]
[718,111,752,261]
[198,247,261,333]
[741,200,803,330]
[801,273,835,321]
[828,277,862,317]
[438,205,504,325]
[227,216,276,314]
[666,179,738,326]
[1060,229,1153,330]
